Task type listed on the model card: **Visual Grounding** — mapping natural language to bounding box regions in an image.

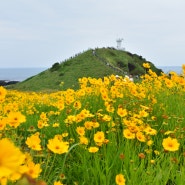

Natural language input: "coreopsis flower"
[144,126,157,135]
[147,140,153,146]
[91,121,100,128]
[0,86,7,101]
[0,177,7,185]
[0,138,25,179]
[65,95,74,105]
[139,110,149,117]
[25,161,42,179]
[115,174,126,185]
[150,160,155,164]
[164,78,174,88]
[136,132,146,142]
[73,100,81,110]
[84,121,93,130]
[117,108,128,117]
[76,126,85,136]
[62,132,69,137]
[143,63,150,69]
[162,137,180,152]
[37,120,45,129]
[79,136,89,145]
[56,100,65,111]
[123,129,135,139]
[39,112,48,121]
[54,181,64,185]
[52,122,60,128]
[154,150,160,155]
[106,104,115,113]
[94,131,105,143]
[47,137,69,154]
[7,111,26,128]
[101,92,110,101]
[102,114,111,121]
[0,118,6,130]
[64,115,76,124]
[88,147,99,153]
[25,132,42,151]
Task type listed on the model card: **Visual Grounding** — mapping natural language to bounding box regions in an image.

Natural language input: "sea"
[0,68,47,82]
[157,66,182,75]
[0,66,183,82]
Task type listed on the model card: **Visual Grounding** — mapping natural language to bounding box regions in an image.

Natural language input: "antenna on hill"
[116,38,125,50]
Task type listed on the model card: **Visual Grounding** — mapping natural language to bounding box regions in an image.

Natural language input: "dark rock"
[0,80,19,86]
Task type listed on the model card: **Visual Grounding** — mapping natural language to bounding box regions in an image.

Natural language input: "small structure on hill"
[116,38,125,50]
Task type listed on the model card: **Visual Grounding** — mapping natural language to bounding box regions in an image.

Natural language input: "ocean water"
[0,68,47,81]
[0,66,183,82]
[157,66,182,74]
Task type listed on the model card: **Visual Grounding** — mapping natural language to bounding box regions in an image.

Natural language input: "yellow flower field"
[0,64,185,185]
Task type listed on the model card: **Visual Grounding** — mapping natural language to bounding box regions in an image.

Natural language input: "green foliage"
[8,48,162,92]
[50,62,61,72]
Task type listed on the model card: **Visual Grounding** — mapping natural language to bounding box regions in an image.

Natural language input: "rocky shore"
[0,80,19,86]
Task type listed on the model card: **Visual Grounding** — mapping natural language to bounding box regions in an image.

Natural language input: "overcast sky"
[0,0,185,68]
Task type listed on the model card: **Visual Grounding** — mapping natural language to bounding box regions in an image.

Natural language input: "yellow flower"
[25,132,42,151]
[143,63,150,69]
[117,108,127,117]
[154,150,160,155]
[62,132,69,137]
[88,147,99,153]
[139,110,148,117]
[94,131,105,143]
[102,114,111,121]
[76,126,85,136]
[53,122,60,127]
[39,112,48,121]
[0,118,6,130]
[150,160,155,164]
[79,136,89,145]
[144,126,157,135]
[54,181,64,185]
[84,121,93,130]
[7,111,26,128]
[92,121,100,128]
[25,161,42,179]
[164,78,174,88]
[47,137,69,154]
[73,100,82,110]
[162,137,180,152]
[147,140,153,146]
[123,129,135,139]
[0,138,25,179]
[136,132,146,142]
[115,174,126,185]
[0,86,7,101]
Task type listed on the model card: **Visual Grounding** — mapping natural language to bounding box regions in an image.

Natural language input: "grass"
[1,65,185,185]
[7,48,162,92]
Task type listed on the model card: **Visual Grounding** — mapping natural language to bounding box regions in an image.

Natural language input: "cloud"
[1,0,185,67]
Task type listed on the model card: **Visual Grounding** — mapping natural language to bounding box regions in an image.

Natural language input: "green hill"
[8,47,163,92]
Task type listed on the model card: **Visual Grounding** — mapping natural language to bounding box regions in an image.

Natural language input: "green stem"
[61,143,80,173]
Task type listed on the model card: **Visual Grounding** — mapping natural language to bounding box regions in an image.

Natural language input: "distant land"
[5,47,169,91]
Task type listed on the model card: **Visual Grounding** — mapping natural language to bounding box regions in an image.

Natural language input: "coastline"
[0,80,19,86]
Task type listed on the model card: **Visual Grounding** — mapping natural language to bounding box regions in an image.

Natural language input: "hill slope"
[8,47,163,92]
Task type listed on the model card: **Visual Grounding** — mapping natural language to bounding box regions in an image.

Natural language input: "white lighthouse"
[116,38,125,50]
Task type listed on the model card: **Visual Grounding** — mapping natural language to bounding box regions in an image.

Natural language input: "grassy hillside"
[8,47,163,92]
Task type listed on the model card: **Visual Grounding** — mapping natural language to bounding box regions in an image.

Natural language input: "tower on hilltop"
[116,38,125,50]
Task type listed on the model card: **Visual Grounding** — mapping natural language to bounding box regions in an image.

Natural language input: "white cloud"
[1,0,185,67]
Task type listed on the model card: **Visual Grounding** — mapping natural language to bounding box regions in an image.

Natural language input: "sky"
[0,0,185,68]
